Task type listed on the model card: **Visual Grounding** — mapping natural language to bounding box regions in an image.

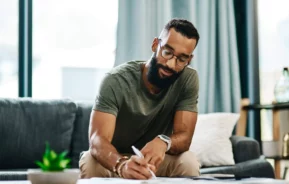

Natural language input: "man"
[79,18,200,179]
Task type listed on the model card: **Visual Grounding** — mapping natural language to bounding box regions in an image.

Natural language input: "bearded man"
[79,18,200,180]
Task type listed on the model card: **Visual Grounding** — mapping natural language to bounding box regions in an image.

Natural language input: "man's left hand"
[140,137,167,169]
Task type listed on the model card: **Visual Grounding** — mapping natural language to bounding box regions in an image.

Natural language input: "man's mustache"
[156,64,177,74]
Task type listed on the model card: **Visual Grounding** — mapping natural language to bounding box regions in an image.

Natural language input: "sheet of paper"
[89,177,194,184]
[88,177,289,184]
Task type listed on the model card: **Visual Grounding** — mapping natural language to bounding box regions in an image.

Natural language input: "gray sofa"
[0,98,275,180]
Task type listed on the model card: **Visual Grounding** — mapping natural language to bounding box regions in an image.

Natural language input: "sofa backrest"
[0,98,77,169]
[70,101,93,168]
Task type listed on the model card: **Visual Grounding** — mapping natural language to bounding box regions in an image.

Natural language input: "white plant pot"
[28,169,80,184]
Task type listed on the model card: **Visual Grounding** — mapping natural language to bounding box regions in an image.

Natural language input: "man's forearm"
[90,133,123,172]
[167,132,192,155]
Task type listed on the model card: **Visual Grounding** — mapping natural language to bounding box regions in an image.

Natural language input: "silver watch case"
[157,134,171,151]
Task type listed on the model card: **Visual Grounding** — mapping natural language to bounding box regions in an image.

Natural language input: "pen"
[131,146,157,179]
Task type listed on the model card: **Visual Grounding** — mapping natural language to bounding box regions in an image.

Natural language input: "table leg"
[275,160,281,179]
[236,99,250,136]
[272,110,280,141]
[272,109,281,179]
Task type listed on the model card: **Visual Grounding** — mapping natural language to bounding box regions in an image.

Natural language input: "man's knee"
[79,150,111,178]
[173,151,200,177]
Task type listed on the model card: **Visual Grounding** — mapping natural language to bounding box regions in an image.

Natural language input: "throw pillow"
[189,113,240,167]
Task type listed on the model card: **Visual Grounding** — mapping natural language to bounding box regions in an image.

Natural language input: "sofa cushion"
[70,101,93,168]
[0,98,77,169]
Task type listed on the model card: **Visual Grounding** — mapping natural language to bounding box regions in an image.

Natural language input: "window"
[33,0,118,100]
[0,0,18,97]
[258,0,289,140]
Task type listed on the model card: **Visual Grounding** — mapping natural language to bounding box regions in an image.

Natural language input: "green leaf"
[58,151,68,160]
[59,159,70,168]
[43,157,50,167]
[44,142,50,158]
[35,161,48,171]
[49,150,57,160]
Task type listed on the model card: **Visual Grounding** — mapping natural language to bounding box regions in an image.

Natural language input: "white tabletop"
[0,178,288,184]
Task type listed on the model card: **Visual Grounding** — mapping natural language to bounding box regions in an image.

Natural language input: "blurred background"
[1,0,289,157]
[0,0,117,99]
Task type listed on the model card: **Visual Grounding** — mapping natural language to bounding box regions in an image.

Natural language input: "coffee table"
[0,178,288,184]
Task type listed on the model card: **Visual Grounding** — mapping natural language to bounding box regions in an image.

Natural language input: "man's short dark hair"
[164,18,200,45]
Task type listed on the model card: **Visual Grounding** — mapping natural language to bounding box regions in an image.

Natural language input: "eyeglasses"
[158,39,191,68]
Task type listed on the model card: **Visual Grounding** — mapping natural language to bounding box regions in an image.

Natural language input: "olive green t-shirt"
[93,61,199,153]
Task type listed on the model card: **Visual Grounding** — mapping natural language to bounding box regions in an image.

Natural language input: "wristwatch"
[157,134,171,151]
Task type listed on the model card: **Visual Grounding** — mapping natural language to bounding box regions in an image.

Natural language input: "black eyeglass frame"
[157,39,192,68]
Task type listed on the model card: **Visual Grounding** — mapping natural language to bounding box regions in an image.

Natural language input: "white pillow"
[189,113,240,167]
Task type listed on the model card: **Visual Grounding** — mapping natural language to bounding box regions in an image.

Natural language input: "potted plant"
[28,142,79,184]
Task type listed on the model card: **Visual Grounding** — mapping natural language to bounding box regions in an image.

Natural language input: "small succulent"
[35,142,70,171]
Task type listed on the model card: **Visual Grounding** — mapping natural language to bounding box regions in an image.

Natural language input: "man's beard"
[147,55,183,89]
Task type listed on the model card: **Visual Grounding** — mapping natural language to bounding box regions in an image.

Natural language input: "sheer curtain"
[114,0,172,66]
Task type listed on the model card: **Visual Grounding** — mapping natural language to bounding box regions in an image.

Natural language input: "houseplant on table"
[28,142,79,184]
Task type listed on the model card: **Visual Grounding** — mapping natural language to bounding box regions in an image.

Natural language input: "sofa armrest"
[230,135,260,163]
[200,158,275,178]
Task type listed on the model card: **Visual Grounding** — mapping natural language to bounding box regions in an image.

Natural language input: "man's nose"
[166,56,177,69]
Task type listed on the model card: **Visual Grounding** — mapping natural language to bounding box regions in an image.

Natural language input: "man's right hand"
[121,155,156,179]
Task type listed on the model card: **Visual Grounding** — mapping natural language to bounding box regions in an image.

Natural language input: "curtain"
[115,0,173,66]
[190,0,241,113]
[115,0,241,113]
[234,0,261,140]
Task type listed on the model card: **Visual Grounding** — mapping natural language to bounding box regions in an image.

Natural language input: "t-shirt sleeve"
[175,70,199,112]
[93,74,120,117]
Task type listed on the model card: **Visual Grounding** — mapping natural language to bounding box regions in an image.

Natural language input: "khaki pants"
[79,150,200,178]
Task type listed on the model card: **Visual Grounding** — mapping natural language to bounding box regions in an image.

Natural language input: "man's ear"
[188,54,194,65]
[151,37,159,52]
